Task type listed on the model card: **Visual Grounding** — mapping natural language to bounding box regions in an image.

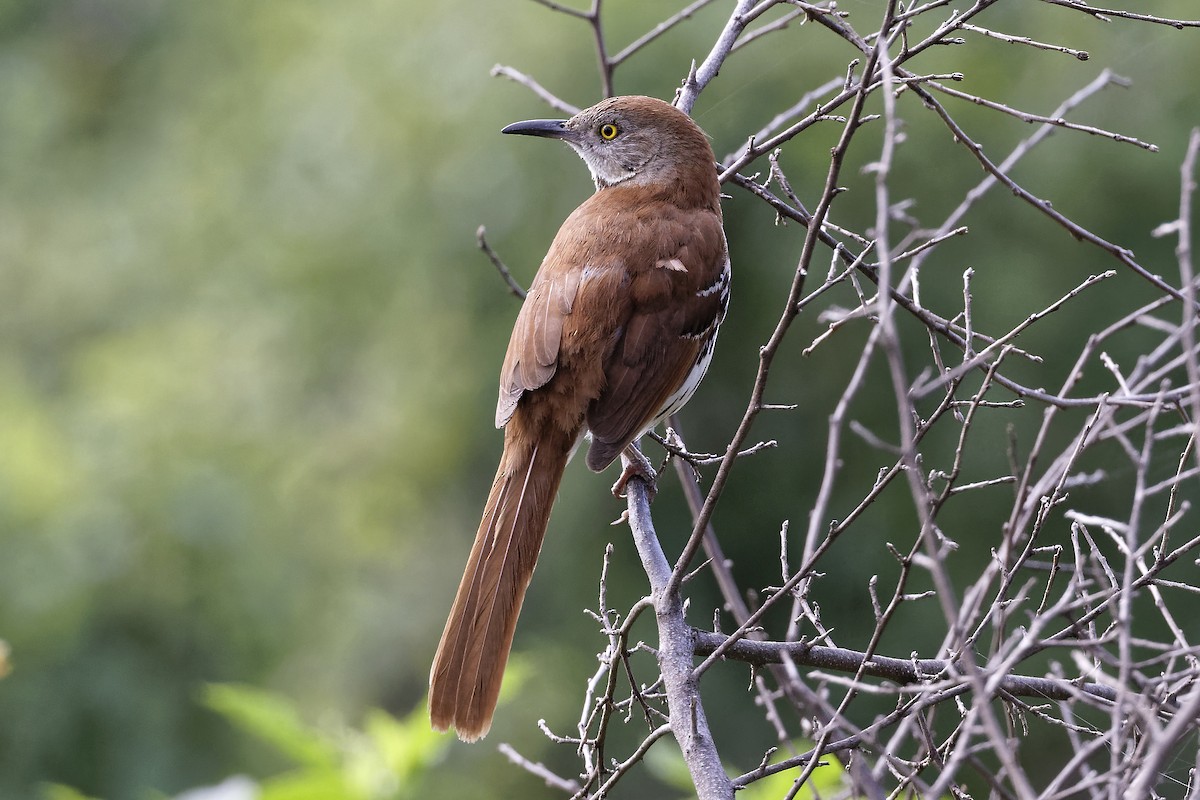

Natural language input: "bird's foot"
[612,445,657,501]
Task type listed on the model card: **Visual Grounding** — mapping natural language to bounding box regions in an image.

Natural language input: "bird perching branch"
[620,460,733,800]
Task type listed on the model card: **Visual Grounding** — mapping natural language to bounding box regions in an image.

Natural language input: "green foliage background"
[0,1,1196,797]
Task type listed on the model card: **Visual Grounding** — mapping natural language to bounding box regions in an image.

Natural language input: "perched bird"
[429,95,730,741]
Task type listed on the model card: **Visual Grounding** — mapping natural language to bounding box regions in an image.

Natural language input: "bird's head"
[502,95,717,196]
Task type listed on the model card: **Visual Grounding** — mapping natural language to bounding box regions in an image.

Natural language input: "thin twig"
[477,226,527,299]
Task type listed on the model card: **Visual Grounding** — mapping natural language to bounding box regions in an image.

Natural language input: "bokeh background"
[1,1,1197,797]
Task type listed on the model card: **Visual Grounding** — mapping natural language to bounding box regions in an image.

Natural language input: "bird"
[428,95,730,742]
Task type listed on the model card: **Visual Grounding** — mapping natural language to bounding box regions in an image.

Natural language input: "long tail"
[429,417,574,741]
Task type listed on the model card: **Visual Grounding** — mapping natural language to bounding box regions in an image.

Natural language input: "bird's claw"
[611,446,658,501]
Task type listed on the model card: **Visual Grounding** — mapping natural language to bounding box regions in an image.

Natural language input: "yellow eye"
[598,123,619,140]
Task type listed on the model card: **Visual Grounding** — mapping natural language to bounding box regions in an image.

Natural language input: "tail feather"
[429,421,574,741]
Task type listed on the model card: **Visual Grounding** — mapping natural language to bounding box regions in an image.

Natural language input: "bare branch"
[620,460,733,800]
[611,0,719,66]
[1036,0,1200,28]
[499,743,584,793]
[692,630,1119,704]
[955,21,1090,60]
[676,0,777,115]
[490,64,581,114]
[476,226,527,299]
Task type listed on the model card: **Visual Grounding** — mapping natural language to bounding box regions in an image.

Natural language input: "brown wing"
[495,266,583,428]
[494,191,727,466]
[583,204,728,471]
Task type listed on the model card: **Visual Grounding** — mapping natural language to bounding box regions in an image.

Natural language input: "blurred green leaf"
[259,769,357,800]
[362,707,444,785]
[199,683,468,800]
[202,683,336,770]
[41,785,102,800]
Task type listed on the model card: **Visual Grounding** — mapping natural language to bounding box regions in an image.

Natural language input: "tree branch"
[620,458,732,800]
[692,629,1119,704]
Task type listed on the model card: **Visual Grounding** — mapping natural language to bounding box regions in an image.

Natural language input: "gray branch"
[692,629,1119,705]
[622,456,733,800]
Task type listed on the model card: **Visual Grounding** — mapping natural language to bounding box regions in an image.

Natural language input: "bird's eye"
[598,123,619,141]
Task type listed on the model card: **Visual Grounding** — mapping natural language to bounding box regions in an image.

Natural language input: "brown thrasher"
[429,95,729,741]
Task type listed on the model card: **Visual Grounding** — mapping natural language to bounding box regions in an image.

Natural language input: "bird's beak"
[501,118,572,140]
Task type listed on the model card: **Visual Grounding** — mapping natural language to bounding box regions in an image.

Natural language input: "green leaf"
[201,683,336,769]
[259,768,360,800]
[41,786,103,800]
[363,705,447,783]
